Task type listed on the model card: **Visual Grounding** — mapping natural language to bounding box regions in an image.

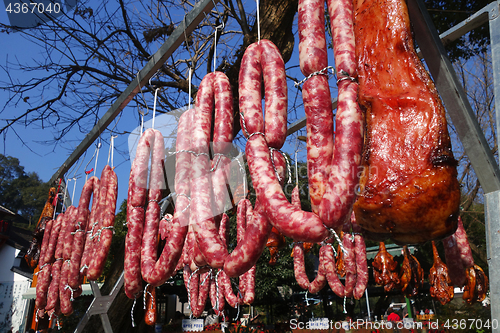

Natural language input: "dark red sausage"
[191,73,230,269]
[308,246,328,294]
[68,176,99,288]
[87,166,118,280]
[353,233,368,299]
[342,231,356,298]
[79,177,100,277]
[324,244,345,297]
[125,128,156,298]
[442,234,466,287]
[455,217,474,269]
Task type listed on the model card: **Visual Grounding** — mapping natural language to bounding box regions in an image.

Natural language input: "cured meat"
[399,246,423,297]
[324,244,345,297]
[372,242,399,292]
[144,285,157,326]
[429,241,454,305]
[352,0,460,244]
[266,227,285,266]
[87,166,118,280]
[25,187,56,268]
[442,217,474,287]
[336,238,346,278]
[342,231,356,298]
[68,176,99,288]
[191,72,232,269]
[463,265,488,304]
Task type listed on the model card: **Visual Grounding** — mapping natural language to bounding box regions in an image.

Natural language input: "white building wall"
[0,246,31,333]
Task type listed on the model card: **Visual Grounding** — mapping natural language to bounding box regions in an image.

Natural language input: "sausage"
[224,199,271,277]
[140,128,165,281]
[298,0,328,76]
[159,213,174,241]
[324,243,345,297]
[184,266,199,316]
[239,40,287,149]
[124,128,156,298]
[318,79,363,229]
[342,231,357,298]
[212,72,234,216]
[191,73,230,269]
[298,0,334,215]
[194,271,211,317]
[293,243,310,290]
[68,176,99,288]
[246,134,329,243]
[42,212,66,311]
[326,0,356,77]
[302,76,334,215]
[80,177,101,277]
[37,218,54,272]
[353,233,368,299]
[239,42,264,138]
[454,217,474,269]
[260,40,288,149]
[350,213,368,299]
[36,210,65,310]
[144,285,157,326]
[45,259,63,311]
[59,260,73,315]
[308,246,328,294]
[242,266,256,305]
[87,166,118,280]
[220,270,239,308]
[442,234,466,287]
[140,128,189,286]
[210,271,225,316]
[59,205,78,316]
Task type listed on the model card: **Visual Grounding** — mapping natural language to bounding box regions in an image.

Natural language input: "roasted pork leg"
[352,0,460,244]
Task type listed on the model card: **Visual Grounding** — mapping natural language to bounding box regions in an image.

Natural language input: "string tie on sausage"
[214,269,222,314]
[91,225,115,242]
[143,284,154,310]
[294,66,336,87]
[323,228,347,256]
[187,267,201,318]
[80,264,88,273]
[37,263,50,273]
[336,69,358,84]
[175,193,191,214]
[209,154,225,172]
[131,297,137,327]
[343,296,348,313]
[64,284,75,301]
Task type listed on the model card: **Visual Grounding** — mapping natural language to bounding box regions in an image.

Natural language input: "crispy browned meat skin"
[429,241,454,305]
[266,227,285,265]
[372,242,399,292]
[352,0,460,244]
[336,242,346,278]
[399,246,423,297]
[463,265,488,304]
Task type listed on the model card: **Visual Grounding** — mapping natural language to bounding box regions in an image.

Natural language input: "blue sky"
[0,0,342,211]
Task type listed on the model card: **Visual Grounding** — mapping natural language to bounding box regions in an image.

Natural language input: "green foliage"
[423,0,492,62]
[0,154,50,224]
